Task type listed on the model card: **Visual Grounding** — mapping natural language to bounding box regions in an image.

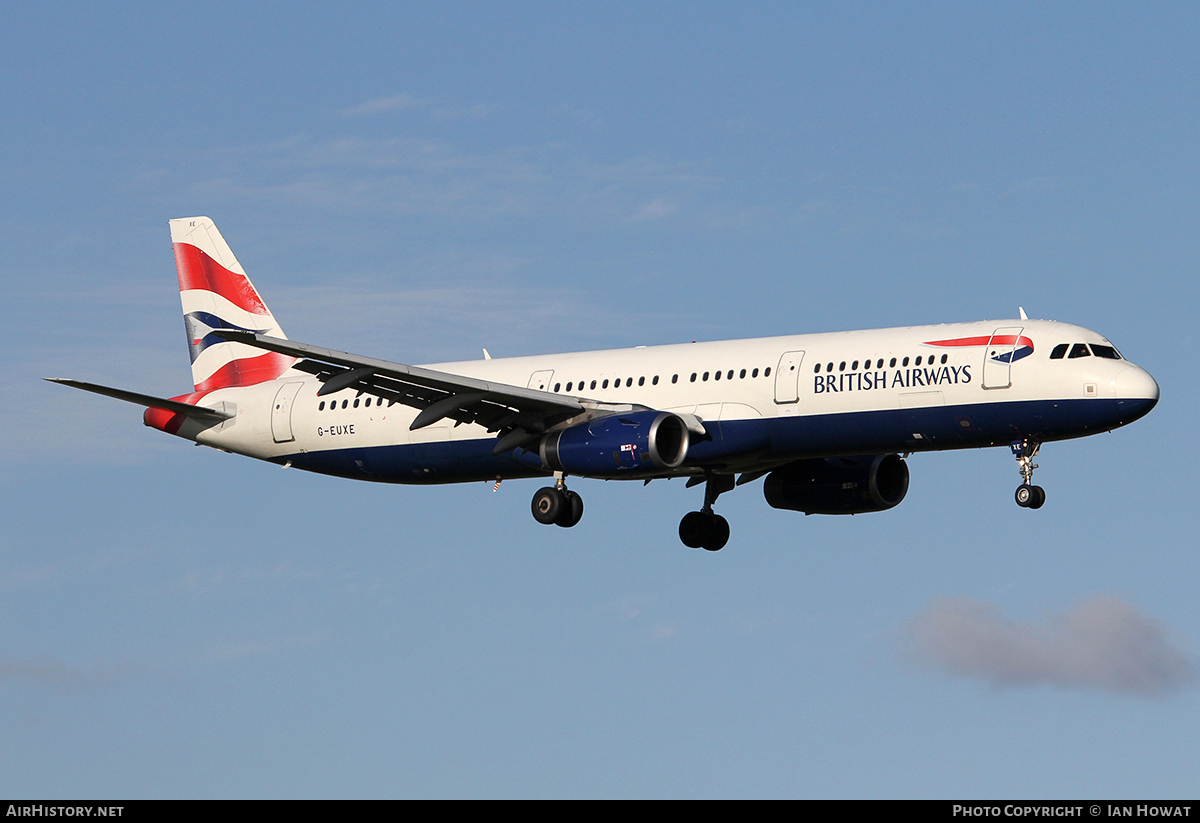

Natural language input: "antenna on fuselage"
[1019,307,1029,320]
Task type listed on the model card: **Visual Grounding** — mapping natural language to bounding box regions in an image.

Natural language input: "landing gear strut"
[531,474,584,528]
[679,473,734,551]
[1011,438,1046,509]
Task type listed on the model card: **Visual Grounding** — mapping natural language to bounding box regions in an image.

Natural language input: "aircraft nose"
[1112,365,1159,420]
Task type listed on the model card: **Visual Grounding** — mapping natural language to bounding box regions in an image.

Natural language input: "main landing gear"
[679,474,735,551]
[1011,438,1046,509]
[529,471,737,549]
[531,474,584,528]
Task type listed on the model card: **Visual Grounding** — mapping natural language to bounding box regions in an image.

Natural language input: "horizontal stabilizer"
[44,378,234,422]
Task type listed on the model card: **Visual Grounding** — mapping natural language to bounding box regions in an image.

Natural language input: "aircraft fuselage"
[164,319,1157,485]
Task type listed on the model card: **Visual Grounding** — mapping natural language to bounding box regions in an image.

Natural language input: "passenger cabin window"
[1068,344,1091,359]
[1050,344,1069,360]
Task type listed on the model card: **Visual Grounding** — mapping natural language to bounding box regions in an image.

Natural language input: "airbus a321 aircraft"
[49,217,1160,550]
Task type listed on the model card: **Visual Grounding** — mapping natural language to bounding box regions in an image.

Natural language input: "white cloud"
[186,135,717,224]
[0,659,78,683]
[433,103,498,120]
[1002,176,1059,197]
[630,198,677,222]
[904,595,1197,697]
[340,93,426,117]
[650,622,678,640]
[0,657,131,686]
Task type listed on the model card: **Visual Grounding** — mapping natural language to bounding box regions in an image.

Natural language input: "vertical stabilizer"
[170,217,296,391]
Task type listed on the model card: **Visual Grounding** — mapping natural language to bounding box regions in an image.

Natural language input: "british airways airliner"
[50,217,1159,550]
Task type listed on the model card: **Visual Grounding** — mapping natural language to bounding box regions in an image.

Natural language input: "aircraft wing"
[211,330,607,453]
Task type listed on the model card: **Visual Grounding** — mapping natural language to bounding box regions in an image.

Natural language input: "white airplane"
[49,217,1159,550]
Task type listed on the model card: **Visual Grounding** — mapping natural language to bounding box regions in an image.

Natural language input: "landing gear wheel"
[678,511,730,551]
[532,487,565,525]
[679,511,707,549]
[556,490,584,528]
[702,514,730,552]
[1015,484,1046,509]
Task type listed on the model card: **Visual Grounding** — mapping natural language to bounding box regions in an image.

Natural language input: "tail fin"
[170,217,296,391]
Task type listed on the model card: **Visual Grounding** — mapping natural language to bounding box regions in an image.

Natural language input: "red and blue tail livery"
[48,218,1159,550]
[170,217,295,392]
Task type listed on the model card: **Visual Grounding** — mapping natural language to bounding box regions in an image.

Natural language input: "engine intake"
[540,411,690,478]
[763,454,909,515]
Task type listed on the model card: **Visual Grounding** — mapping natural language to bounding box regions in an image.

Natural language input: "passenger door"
[982,327,1023,390]
[773,351,806,404]
[270,382,305,443]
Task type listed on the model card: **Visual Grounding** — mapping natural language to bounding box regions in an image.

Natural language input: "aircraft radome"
[49,217,1160,550]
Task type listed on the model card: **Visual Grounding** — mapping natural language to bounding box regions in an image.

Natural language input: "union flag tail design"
[170,217,296,392]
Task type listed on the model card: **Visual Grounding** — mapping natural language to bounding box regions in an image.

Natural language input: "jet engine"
[539,410,690,478]
[763,454,909,515]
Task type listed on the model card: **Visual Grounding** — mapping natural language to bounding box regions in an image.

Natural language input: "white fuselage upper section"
[178,319,1157,474]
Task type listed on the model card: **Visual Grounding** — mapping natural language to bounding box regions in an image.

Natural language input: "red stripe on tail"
[174,243,271,316]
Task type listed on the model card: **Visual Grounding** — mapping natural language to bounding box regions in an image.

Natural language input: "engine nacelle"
[763,454,909,515]
[540,411,690,478]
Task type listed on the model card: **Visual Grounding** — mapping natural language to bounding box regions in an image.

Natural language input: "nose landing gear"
[1011,439,1046,509]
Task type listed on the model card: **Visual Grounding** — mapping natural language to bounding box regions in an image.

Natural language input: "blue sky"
[2,2,1198,798]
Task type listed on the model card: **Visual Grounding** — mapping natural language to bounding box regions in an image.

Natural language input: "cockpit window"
[1050,344,1069,360]
[1068,343,1091,359]
[1089,344,1121,359]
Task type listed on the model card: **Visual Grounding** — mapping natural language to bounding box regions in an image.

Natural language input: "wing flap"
[211,330,611,448]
